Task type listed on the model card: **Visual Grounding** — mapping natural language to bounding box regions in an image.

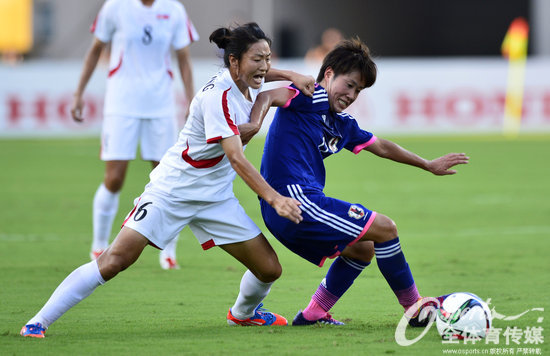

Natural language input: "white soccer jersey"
[145,68,262,201]
[92,0,199,118]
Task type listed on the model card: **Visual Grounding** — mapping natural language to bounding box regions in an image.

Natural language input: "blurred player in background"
[70,0,198,269]
[305,27,343,63]
[21,22,316,338]
[249,37,469,325]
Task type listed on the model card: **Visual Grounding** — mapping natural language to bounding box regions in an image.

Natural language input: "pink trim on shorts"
[318,250,342,268]
[201,239,216,250]
[348,211,377,247]
[352,135,378,154]
[316,211,377,267]
[282,87,300,108]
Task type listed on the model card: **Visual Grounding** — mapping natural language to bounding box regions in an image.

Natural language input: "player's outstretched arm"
[365,138,469,175]
[221,135,302,224]
[239,87,296,145]
[266,68,315,97]
[71,38,106,122]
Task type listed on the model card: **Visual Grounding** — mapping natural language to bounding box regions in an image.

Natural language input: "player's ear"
[324,67,334,81]
[229,54,239,73]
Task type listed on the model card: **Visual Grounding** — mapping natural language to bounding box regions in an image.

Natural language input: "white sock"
[230,270,273,320]
[27,260,105,328]
[92,183,120,251]
[161,235,179,259]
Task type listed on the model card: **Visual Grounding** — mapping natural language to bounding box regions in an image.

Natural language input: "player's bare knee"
[255,262,282,283]
[363,241,375,261]
[97,252,129,280]
[377,215,398,241]
[343,241,374,262]
[104,176,124,192]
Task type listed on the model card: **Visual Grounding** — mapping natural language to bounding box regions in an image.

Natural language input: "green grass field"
[1,135,549,355]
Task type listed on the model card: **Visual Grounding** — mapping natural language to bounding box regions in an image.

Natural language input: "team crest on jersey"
[318,136,340,153]
[328,137,339,152]
[348,205,365,219]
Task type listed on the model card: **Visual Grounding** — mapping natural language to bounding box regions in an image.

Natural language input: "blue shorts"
[261,184,377,267]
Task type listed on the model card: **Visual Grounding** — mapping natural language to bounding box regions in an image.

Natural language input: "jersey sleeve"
[282,83,328,113]
[90,0,117,43]
[341,114,378,154]
[172,3,199,50]
[201,88,240,144]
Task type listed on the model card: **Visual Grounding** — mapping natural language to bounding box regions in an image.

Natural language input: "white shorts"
[122,190,262,250]
[101,115,177,161]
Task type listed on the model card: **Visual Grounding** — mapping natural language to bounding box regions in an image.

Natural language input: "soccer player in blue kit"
[248,37,469,326]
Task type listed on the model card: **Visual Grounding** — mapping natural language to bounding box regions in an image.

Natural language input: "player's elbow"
[226,152,249,176]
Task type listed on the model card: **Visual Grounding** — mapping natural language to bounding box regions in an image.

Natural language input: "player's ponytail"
[209,23,272,67]
[209,28,231,50]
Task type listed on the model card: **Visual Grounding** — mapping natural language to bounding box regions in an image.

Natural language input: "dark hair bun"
[209,27,231,49]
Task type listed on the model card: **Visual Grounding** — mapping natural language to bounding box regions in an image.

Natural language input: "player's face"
[231,40,271,94]
[324,69,365,112]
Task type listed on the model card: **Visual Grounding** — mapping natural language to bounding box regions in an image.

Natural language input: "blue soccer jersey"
[261,84,376,193]
[260,84,379,266]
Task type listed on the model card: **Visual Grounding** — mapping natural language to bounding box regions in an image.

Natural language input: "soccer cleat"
[227,303,287,326]
[159,256,180,270]
[20,323,46,338]
[292,311,345,326]
[90,249,104,261]
[406,296,446,327]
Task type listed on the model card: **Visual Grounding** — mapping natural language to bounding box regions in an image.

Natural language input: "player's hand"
[71,95,85,123]
[427,153,469,175]
[293,74,316,97]
[272,195,303,224]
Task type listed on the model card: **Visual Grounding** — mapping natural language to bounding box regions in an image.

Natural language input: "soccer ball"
[435,292,492,340]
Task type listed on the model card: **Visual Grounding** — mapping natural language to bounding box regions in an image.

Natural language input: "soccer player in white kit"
[21,22,316,337]
[70,0,199,269]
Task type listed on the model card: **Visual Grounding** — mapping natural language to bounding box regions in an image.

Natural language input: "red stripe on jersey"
[187,19,197,42]
[108,54,123,77]
[167,69,173,79]
[90,15,98,33]
[181,140,224,168]
[201,239,216,250]
[157,14,170,20]
[222,88,240,135]
[206,136,223,144]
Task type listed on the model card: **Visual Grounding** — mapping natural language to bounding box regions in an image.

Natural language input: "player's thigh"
[189,197,262,248]
[101,115,140,161]
[140,116,177,161]
[189,198,279,282]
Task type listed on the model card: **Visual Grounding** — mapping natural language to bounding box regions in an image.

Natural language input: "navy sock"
[308,256,370,315]
[374,237,420,307]
[325,256,370,297]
